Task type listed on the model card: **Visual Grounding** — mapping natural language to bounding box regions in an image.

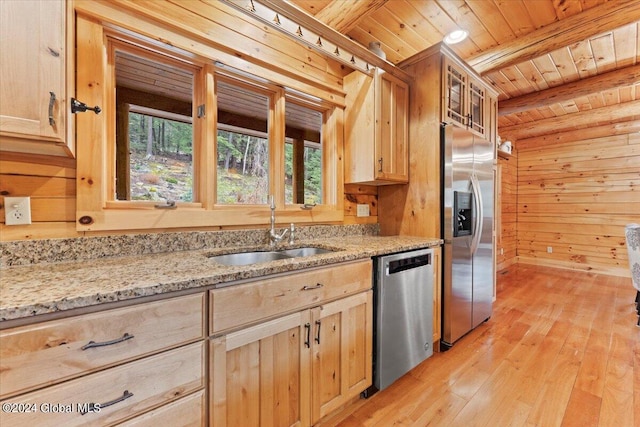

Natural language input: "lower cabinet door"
[210,310,312,427]
[0,342,204,427]
[311,291,373,424]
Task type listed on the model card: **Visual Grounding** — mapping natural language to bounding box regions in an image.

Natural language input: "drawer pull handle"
[302,283,323,291]
[304,323,311,348]
[81,390,133,415]
[315,320,322,344]
[81,333,134,350]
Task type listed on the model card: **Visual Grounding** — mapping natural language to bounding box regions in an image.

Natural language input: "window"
[215,78,271,205]
[112,46,198,205]
[75,15,344,232]
[284,97,324,205]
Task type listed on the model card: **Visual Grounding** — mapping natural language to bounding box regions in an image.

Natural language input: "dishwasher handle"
[387,253,431,275]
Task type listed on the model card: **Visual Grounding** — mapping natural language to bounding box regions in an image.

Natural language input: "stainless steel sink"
[208,247,335,266]
[279,247,334,257]
[208,251,291,266]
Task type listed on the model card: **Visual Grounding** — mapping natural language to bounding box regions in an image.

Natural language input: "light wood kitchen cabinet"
[210,310,312,426]
[0,342,205,427]
[0,293,205,399]
[0,293,206,425]
[0,0,73,157]
[443,55,494,140]
[344,68,409,185]
[209,259,372,334]
[311,291,372,423]
[209,260,373,427]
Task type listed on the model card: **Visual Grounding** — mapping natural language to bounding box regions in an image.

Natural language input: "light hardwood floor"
[320,264,640,427]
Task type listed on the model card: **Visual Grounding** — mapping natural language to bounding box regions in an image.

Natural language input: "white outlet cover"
[356,204,370,217]
[4,196,32,225]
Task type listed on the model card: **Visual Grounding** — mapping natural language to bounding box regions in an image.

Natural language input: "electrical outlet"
[4,197,32,225]
[547,246,553,254]
[500,248,504,255]
[356,204,370,217]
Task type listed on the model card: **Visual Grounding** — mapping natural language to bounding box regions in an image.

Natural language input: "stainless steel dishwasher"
[372,248,434,391]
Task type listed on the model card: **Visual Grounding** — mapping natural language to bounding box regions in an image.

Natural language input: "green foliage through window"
[127,112,194,202]
[216,129,269,204]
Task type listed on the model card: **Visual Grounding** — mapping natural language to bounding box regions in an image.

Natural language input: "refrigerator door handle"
[470,173,484,255]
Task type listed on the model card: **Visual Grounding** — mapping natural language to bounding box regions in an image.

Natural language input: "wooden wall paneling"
[516,132,639,277]
[496,149,518,271]
[0,197,75,223]
[0,157,78,238]
[0,174,75,198]
[0,222,79,241]
[343,184,378,225]
[0,152,75,178]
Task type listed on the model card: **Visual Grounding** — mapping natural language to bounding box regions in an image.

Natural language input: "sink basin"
[208,247,336,266]
[279,247,334,257]
[208,251,291,266]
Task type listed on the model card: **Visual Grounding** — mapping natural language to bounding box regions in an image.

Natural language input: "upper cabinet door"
[469,78,486,136]
[344,68,409,185]
[0,0,71,156]
[310,291,372,424]
[443,57,468,128]
[443,56,491,140]
[376,70,409,183]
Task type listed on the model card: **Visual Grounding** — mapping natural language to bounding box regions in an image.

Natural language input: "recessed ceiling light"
[444,29,468,45]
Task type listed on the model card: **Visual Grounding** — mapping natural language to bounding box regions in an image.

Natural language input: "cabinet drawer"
[210,260,372,334]
[118,390,205,427]
[0,342,204,427]
[0,293,205,399]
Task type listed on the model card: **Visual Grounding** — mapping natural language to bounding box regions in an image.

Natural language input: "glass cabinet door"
[469,80,485,136]
[445,61,466,126]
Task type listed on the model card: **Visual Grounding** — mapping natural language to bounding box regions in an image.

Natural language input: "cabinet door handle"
[304,323,311,348]
[81,390,133,415]
[315,320,322,344]
[81,332,134,350]
[302,283,323,291]
[378,157,383,172]
[48,92,56,126]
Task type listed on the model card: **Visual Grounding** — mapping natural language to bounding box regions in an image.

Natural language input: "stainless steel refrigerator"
[441,123,495,349]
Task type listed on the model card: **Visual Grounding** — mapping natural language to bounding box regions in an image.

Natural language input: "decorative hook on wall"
[221,0,374,74]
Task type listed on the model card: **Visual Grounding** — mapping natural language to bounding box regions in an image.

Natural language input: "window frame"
[75,15,344,232]
[107,38,202,207]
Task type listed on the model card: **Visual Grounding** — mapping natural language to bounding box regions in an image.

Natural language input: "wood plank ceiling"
[290,0,640,143]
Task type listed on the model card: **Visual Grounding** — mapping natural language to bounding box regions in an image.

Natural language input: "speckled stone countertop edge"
[0,235,442,323]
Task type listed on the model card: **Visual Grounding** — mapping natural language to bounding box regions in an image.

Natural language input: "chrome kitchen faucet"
[268,195,294,246]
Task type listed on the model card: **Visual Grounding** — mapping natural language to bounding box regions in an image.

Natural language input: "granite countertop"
[0,235,441,323]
